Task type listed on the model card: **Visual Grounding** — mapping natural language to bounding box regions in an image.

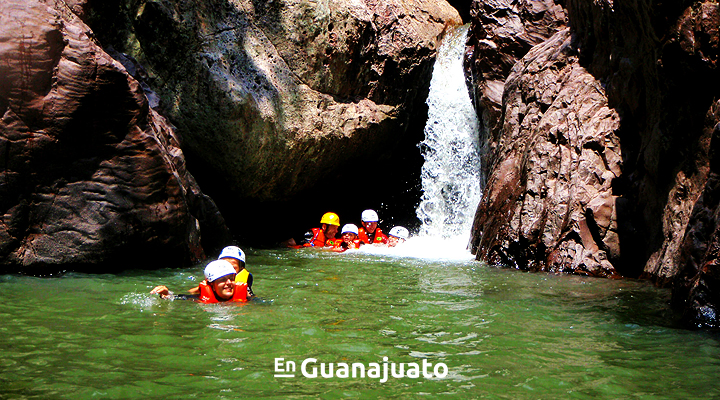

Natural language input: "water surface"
[1,248,719,399]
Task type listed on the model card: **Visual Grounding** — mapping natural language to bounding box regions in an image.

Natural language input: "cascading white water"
[360,24,482,261]
[416,24,482,240]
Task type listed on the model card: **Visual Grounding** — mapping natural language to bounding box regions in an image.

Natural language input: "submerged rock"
[0,0,230,274]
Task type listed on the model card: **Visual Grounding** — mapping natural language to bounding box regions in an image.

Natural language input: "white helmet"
[204,259,236,282]
[218,245,245,263]
[389,226,409,240]
[361,209,379,222]
[341,223,359,235]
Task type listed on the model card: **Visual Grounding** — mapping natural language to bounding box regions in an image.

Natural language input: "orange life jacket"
[332,239,362,252]
[198,280,248,303]
[303,227,339,247]
[358,227,388,244]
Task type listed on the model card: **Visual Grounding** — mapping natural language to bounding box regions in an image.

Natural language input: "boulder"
[0,0,229,274]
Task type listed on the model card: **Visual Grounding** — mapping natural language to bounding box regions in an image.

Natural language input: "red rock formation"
[0,0,229,274]
[465,0,567,179]
[468,0,720,326]
[471,29,621,277]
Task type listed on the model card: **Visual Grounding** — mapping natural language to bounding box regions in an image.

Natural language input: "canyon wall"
[83,0,462,241]
[468,0,720,327]
[0,0,461,272]
[0,0,230,274]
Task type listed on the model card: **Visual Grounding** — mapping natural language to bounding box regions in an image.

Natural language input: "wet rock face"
[471,29,621,277]
[670,2,720,328]
[469,0,720,326]
[673,101,720,329]
[465,0,567,176]
[0,0,229,274]
[84,0,461,242]
[564,0,720,326]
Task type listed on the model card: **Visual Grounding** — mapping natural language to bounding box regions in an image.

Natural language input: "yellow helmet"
[320,212,340,226]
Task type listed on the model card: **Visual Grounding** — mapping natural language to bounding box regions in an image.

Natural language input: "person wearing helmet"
[300,212,341,247]
[187,246,254,297]
[357,209,388,245]
[150,259,248,303]
[332,224,362,252]
[387,226,410,247]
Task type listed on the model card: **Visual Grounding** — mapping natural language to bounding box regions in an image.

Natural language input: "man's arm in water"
[150,285,199,300]
[151,284,200,295]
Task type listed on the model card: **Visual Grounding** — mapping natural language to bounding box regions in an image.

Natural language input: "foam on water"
[359,236,475,262]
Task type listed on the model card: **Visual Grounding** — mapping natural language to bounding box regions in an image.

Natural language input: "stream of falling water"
[361,24,482,261]
[416,24,482,241]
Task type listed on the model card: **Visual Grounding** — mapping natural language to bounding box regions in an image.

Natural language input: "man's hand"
[150,285,172,299]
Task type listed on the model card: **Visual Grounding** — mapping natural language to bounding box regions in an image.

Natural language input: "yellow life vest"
[236,269,250,284]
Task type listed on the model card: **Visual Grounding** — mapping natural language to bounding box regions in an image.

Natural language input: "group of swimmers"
[150,209,409,304]
[288,209,410,252]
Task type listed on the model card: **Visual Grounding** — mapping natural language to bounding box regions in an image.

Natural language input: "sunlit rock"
[465,0,567,176]
[471,29,620,277]
[469,0,720,327]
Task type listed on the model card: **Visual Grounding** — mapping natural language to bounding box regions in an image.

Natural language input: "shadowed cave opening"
[194,103,429,249]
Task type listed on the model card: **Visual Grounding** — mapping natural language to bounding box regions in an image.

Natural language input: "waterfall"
[360,24,481,261]
[416,24,482,240]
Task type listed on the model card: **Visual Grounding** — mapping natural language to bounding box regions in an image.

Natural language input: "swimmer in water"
[357,209,388,245]
[332,224,362,252]
[187,246,254,297]
[387,226,410,247]
[285,212,341,248]
[150,260,248,303]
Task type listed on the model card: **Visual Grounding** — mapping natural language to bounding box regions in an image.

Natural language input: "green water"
[1,248,719,399]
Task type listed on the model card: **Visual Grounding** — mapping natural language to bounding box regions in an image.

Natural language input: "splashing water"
[359,236,476,261]
[361,25,481,261]
[415,24,482,245]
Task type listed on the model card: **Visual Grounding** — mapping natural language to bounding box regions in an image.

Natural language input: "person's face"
[222,257,245,272]
[363,221,377,233]
[324,224,339,238]
[387,236,399,247]
[211,274,236,300]
[342,232,357,243]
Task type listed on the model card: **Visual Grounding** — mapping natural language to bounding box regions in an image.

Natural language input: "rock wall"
[466,0,567,180]
[83,0,462,242]
[674,100,720,327]
[468,0,720,326]
[0,0,230,274]
[471,28,622,277]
